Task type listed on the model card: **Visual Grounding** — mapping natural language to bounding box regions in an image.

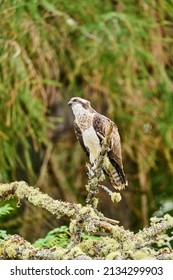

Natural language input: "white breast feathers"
[82,126,101,164]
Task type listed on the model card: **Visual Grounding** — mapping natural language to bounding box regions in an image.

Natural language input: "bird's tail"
[103,158,128,190]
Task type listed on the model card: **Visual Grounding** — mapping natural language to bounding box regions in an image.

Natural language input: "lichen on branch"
[0,181,173,259]
[0,181,80,219]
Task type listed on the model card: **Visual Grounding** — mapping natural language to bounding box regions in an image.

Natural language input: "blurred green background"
[0,0,173,242]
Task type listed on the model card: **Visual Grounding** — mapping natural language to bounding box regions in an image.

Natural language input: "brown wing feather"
[93,113,122,167]
[73,120,89,157]
[93,113,127,185]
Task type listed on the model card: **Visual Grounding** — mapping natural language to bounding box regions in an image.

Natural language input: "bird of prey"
[68,97,127,190]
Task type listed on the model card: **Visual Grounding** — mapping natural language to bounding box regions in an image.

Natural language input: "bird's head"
[68,97,93,117]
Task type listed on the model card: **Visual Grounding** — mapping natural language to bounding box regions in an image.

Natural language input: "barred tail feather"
[103,157,127,190]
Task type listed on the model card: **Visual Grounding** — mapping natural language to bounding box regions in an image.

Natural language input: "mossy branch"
[0,181,80,219]
[0,181,173,259]
[0,181,117,244]
[0,234,91,260]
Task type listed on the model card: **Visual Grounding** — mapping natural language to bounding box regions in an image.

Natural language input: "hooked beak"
[68,100,73,106]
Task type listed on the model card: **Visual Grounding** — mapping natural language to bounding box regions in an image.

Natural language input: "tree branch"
[0,234,91,260]
[0,181,173,259]
[0,181,80,219]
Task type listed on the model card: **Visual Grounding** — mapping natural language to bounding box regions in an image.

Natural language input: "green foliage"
[0,1,49,181]
[0,204,13,243]
[0,204,13,217]
[33,225,100,249]
[81,233,101,241]
[0,230,10,243]
[154,199,173,217]
[33,226,70,248]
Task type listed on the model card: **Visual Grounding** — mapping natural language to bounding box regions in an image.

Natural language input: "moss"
[54,247,68,260]
[92,198,99,209]
[123,240,135,251]
[79,206,90,216]
[106,251,121,260]
[164,214,173,225]
[133,248,156,260]
[15,181,30,199]
[21,248,31,260]
[1,235,33,259]
[69,219,77,234]
[79,206,98,219]
[4,243,17,259]
[80,239,100,257]
[111,225,127,240]
[80,237,120,259]
[111,192,122,203]
[101,237,119,257]
[64,246,86,260]
[135,236,145,245]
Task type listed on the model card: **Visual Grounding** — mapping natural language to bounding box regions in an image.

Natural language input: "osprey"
[68,97,127,190]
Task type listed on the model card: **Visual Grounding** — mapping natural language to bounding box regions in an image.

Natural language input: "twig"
[99,184,112,196]
[135,215,173,242]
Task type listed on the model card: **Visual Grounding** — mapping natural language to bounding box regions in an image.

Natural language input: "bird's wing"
[74,120,89,157]
[93,113,127,184]
[93,113,122,166]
